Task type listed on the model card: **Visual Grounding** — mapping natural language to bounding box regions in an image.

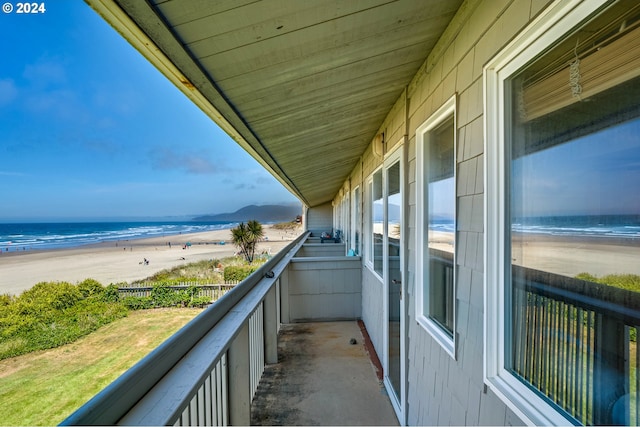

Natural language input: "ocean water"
[427,215,640,239]
[429,218,455,233]
[512,214,640,239]
[0,221,237,251]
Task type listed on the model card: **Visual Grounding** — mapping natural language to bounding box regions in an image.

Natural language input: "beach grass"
[0,307,203,426]
[130,255,264,285]
[575,272,640,293]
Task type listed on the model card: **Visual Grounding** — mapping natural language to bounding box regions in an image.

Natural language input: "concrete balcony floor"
[251,321,399,426]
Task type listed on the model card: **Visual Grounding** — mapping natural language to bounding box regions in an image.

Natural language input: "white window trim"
[483,1,608,425]
[415,94,457,359]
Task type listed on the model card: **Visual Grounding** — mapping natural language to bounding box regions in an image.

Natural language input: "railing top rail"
[60,231,309,426]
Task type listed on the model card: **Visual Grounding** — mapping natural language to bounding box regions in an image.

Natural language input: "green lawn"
[0,307,203,426]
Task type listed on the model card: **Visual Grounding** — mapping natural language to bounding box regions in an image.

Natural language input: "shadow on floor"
[251,321,398,426]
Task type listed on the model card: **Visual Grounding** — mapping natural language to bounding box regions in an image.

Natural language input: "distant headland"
[192,204,302,223]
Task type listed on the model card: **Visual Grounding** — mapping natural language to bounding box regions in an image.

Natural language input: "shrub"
[576,272,640,292]
[576,272,639,342]
[0,282,129,360]
[103,283,121,303]
[150,283,180,307]
[121,296,153,310]
[77,279,105,298]
[223,265,258,283]
[0,294,12,306]
[189,296,212,307]
[19,281,82,311]
[185,284,211,307]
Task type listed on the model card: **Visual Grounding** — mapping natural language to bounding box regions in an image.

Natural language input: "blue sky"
[512,118,640,217]
[0,2,298,222]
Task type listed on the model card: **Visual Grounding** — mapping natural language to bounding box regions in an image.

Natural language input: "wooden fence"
[118,283,236,301]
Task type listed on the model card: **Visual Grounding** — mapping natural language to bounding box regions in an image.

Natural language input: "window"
[341,193,349,251]
[416,95,456,357]
[485,1,640,425]
[352,186,361,255]
[370,169,383,276]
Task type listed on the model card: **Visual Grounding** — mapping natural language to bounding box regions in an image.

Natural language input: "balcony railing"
[61,231,310,426]
[511,265,640,426]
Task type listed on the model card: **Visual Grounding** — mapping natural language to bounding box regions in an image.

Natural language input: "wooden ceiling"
[90,0,463,207]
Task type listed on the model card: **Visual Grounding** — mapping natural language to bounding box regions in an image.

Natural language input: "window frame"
[483,1,609,425]
[415,94,457,358]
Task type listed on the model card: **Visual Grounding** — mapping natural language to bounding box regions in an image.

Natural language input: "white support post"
[264,284,278,364]
[228,322,250,426]
[280,269,290,324]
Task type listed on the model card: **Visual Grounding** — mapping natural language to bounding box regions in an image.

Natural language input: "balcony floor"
[251,321,399,426]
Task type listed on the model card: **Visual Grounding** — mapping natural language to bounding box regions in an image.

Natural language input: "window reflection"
[508,62,640,425]
[426,116,455,336]
[372,170,383,276]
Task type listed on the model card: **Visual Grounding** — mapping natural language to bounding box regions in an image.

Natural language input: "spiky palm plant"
[230,220,264,264]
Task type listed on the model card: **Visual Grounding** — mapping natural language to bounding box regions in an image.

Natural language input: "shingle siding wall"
[361,267,385,358]
[405,1,553,423]
[287,258,362,321]
[343,0,554,424]
[306,202,333,235]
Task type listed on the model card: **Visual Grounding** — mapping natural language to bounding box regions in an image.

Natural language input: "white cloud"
[0,170,28,177]
[149,147,221,175]
[92,86,143,116]
[23,59,66,86]
[0,79,18,106]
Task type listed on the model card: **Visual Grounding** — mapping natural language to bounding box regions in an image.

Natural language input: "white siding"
[286,257,362,321]
[306,202,333,236]
[361,267,385,359]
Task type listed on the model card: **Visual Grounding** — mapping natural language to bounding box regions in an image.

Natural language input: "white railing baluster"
[203,374,212,426]
[197,382,205,425]
[248,303,265,397]
[228,323,250,425]
[220,354,228,427]
[276,279,281,329]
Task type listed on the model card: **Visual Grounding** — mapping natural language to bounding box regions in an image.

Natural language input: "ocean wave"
[513,224,640,238]
[0,221,237,250]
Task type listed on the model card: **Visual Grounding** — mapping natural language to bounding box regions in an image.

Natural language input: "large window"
[485,1,640,425]
[416,95,456,357]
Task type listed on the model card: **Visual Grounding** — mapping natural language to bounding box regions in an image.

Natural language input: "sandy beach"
[0,225,301,296]
[511,233,640,278]
[428,230,640,278]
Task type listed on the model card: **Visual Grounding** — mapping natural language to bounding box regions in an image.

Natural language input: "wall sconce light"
[372,132,384,158]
